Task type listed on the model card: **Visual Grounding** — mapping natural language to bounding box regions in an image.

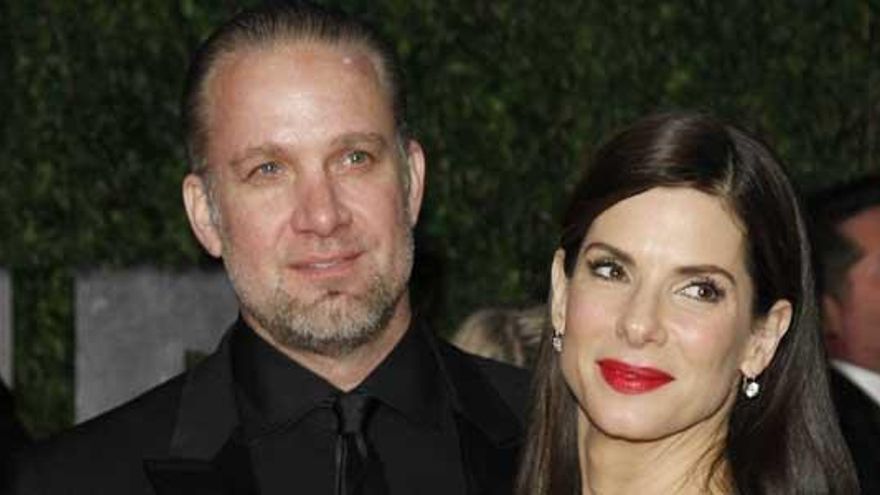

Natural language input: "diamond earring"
[742,376,760,399]
[551,330,563,353]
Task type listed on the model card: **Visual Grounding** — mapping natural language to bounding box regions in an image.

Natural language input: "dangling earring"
[551,329,563,353]
[742,375,760,399]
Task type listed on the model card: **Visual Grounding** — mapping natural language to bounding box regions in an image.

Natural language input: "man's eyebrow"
[582,242,634,266]
[329,132,389,149]
[226,133,389,169]
[228,143,286,169]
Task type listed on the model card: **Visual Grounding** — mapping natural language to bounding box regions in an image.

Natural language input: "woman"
[517,112,858,494]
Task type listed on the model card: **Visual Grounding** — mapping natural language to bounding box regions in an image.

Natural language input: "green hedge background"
[2,1,877,437]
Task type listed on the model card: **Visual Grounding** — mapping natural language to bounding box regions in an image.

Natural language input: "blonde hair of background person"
[451,305,546,368]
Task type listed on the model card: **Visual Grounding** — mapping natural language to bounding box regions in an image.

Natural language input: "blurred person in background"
[517,112,858,494]
[451,305,545,369]
[810,176,880,494]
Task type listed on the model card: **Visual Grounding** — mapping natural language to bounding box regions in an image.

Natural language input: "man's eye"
[679,280,725,302]
[588,260,627,281]
[341,150,370,167]
[255,161,281,175]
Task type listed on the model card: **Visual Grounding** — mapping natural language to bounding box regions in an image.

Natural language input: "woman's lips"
[597,358,675,394]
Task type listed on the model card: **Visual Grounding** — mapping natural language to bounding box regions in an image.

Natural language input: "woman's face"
[551,187,790,442]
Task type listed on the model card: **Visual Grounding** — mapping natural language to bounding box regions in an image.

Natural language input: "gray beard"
[237,226,414,358]
[249,268,405,358]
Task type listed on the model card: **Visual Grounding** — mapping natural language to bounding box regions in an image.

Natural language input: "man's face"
[825,206,880,372]
[183,42,425,357]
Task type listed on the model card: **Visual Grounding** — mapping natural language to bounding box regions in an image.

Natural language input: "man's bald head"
[182,2,408,175]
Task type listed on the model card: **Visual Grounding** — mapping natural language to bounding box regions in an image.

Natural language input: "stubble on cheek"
[220,203,415,358]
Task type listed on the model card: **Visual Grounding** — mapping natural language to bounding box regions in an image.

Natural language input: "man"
[12,4,528,494]
[810,175,880,494]
[1,379,29,492]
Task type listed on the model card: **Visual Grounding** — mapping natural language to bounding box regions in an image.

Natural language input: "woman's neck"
[577,412,731,495]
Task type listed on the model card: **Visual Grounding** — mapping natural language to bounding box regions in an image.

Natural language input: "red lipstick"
[597,359,674,394]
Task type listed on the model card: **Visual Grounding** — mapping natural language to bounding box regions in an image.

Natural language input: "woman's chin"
[583,406,671,443]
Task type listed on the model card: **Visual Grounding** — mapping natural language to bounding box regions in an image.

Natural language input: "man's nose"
[615,285,666,347]
[290,171,352,236]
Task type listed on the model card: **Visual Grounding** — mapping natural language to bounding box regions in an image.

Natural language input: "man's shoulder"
[829,367,880,416]
[54,372,184,448]
[829,369,880,495]
[1,380,29,454]
[449,342,529,388]
[434,338,531,421]
[11,374,187,494]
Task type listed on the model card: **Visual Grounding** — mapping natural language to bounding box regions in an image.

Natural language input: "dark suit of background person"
[1,379,29,492]
[11,4,529,494]
[810,176,880,494]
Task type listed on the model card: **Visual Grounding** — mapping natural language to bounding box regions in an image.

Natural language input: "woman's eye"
[342,150,370,167]
[588,260,627,281]
[679,281,724,302]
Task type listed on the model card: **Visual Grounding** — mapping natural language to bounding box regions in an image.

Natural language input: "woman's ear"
[550,249,570,336]
[741,299,793,377]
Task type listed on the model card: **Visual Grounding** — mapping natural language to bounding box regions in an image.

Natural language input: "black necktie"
[333,392,388,495]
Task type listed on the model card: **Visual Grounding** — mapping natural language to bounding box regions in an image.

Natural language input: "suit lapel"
[168,333,238,458]
[144,433,257,495]
[428,335,525,495]
[143,458,230,495]
[454,416,521,495]
[144,330,258,494]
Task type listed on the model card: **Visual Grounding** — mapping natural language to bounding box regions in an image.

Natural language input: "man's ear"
[822,294,843,357]
[182,173,223,258]
[403,139,426,226]
[550,249,570,336]
[741,299,793,377]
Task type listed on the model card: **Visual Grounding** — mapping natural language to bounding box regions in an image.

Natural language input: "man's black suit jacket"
[1,380,29,493]
[829,368,880,494]
[11,326,530,495]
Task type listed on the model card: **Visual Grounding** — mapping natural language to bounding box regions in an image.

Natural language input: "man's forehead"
[198,37,401,173]
[332,45,383,80]
[201,39,393,130]
[215,39,385,88]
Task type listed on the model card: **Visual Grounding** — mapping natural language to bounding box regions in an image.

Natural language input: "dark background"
[1,0,877,436]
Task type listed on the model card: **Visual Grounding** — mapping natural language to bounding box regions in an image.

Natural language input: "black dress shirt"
[230,319,468,494]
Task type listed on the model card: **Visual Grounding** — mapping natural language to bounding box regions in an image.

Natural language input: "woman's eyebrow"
[676,265,737,286]
[581,242,634,265]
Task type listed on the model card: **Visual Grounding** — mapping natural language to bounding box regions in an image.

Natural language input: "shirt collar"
[358,321,445,429]
[231,317,446,437]
[832,359,880,407]
[231,318,337,438]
